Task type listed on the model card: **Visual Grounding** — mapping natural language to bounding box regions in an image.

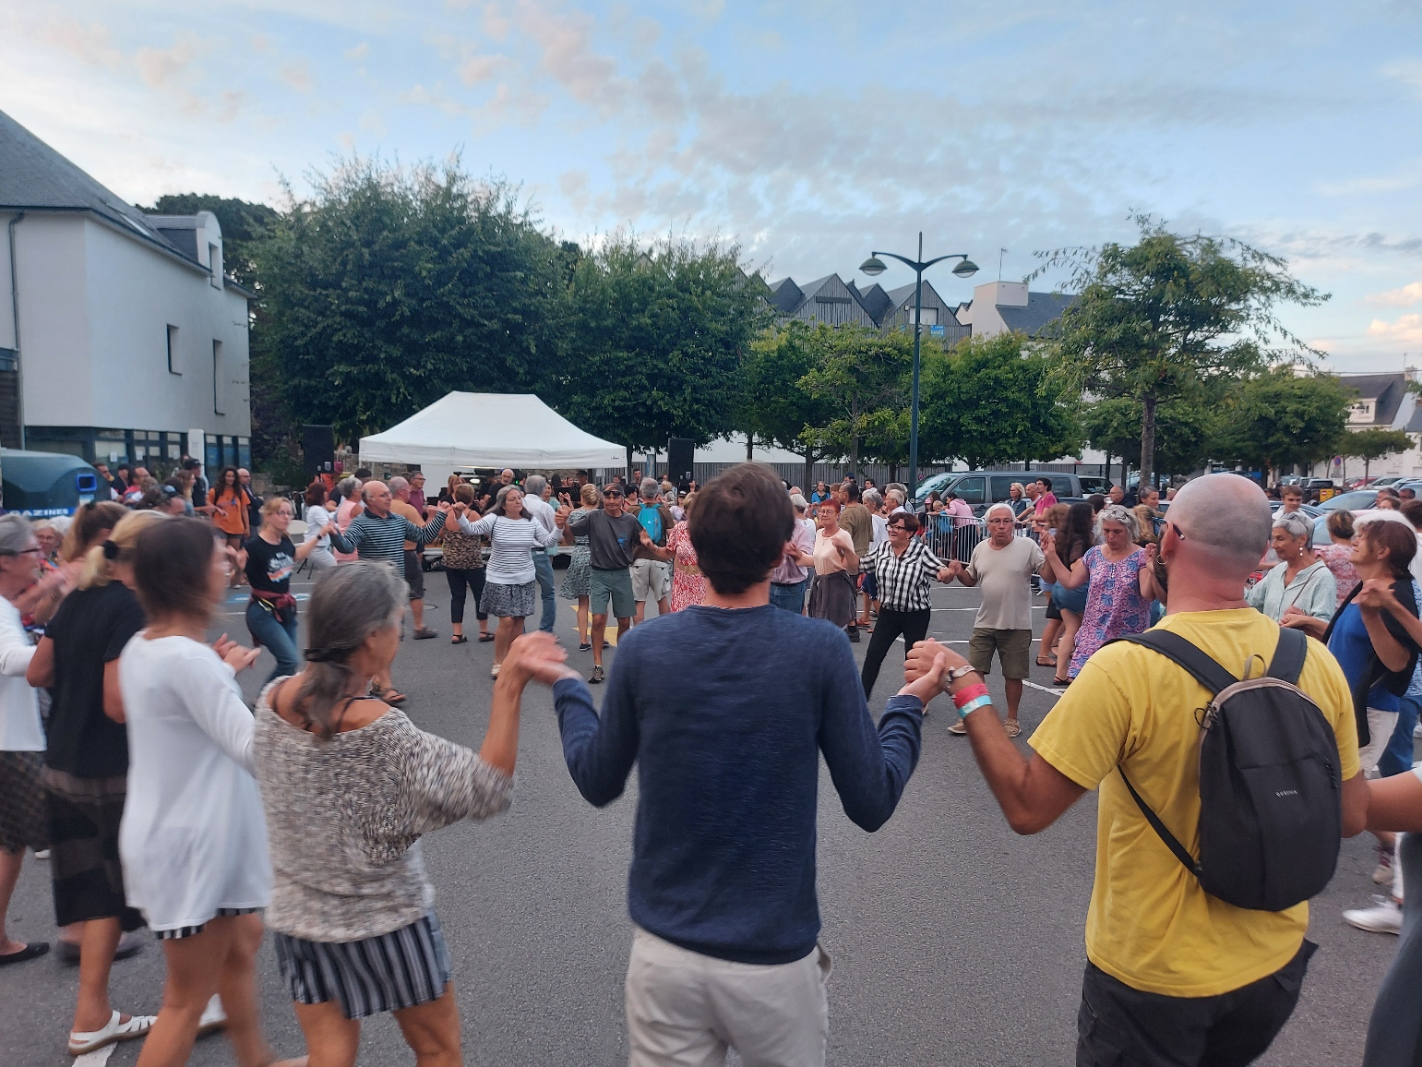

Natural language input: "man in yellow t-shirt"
[906,473,1369,1067]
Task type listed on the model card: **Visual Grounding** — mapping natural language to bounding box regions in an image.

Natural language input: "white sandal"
[198,994,227,1037]
[68,1010,156,1055]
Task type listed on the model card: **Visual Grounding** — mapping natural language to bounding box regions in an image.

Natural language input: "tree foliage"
[917,332,1081,469]
[142,193,279,290]
[1079,390,1219,477]
[797,325,913,474]
[251,157,569,442]
[1340,427,1415,476]
[1041,215,1327,488]
[739,322,842,486]
[1211,370,1351,473]
[558,235,770,457]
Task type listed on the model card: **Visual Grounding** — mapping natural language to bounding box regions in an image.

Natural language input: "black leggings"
[860,606,932,698]
[446,568,488,625]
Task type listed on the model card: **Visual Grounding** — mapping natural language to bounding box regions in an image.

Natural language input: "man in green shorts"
[562,483,652,684]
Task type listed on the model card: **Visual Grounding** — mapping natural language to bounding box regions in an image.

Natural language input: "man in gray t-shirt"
[561,484,652,684]
[944,503,1046,737]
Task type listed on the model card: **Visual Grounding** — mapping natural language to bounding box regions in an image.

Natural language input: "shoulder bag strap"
[1266,626,1308,686]
[1118,768,1203,877]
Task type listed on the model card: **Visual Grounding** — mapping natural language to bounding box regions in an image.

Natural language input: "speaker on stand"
[302,425,335,482]
[667,438,694,488]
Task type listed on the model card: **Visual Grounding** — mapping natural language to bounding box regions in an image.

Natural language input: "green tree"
[1211,370,1351,475]
[917,332,1081,469]
[1040,216,1327,489]
[252,156,568,442]
[1078,392,1219,478]
[559,236,771,464]
[797,325,913,475]
[739,323,842,487]
[1340,427,1415,479]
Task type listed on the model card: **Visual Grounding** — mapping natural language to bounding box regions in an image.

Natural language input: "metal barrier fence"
[920,518,1037,563]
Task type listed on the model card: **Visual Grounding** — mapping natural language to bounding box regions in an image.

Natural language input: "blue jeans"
[246,598,299,684]
[1379,693,1421,778]
[533,551,557,633]
[770,580,807,614]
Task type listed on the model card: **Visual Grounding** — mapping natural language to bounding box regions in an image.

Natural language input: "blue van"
[1,449,101,517]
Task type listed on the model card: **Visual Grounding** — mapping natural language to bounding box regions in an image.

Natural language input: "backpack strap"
[1118,769,1202,878]
[1266,627,1308,686]
[1111,630,1237,695]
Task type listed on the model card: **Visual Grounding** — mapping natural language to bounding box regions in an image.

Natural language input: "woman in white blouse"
[119,517,303,1067]
[0,514,46,967]
[458,485,561,679]
[301,481,337,572]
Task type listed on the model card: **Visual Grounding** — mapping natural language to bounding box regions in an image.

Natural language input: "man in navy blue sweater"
[523,462,946,1067]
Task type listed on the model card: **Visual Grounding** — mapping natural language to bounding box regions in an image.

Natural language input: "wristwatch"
[941,664,979,693]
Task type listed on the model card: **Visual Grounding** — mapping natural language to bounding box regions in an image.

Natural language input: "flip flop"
[451,634,468,645]
[1035,656,1057,667]
[380,688,408,706]
[478,633,495,643]
[0,942,48,966]
[1052,677,1072,687]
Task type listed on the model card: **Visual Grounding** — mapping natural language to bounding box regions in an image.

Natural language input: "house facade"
[766,272,972,343]
[1308,371,1422,481]
[0,110,252,473]
[954,280,1074,338]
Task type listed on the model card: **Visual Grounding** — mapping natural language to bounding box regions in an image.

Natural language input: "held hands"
[899,645,951,704]
[435,501,452,514]
[501,631,580,687]
[1357,578,1399,612]
[1144,543,1158,566]
[212,633,261,674]
[555,504,573,526]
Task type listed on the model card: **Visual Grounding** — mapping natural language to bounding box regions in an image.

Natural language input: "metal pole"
[909,231,924,496]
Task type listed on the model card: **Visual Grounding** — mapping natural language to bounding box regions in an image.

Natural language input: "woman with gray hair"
[1247,511,1337,624]
[1044,503,1158,681]
[0,514,47,967]
[252,560,530,1065]
[332,476,364,564]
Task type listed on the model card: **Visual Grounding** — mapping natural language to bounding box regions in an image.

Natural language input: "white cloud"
[1365,282,1422,307]
[1383,58,1422,97]
[135,33,203,89]
[279,59,313,92]
[344,42,370,61]
[359,109,386,135]
[1368,314,1422,345]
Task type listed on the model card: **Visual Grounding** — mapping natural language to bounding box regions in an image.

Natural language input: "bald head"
[1168,474,1272,574]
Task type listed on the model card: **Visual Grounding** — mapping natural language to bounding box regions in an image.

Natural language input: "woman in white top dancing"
[458,485,561,679]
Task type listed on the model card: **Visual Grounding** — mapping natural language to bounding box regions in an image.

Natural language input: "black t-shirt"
[44,582,146,778]
[245,534,295,594]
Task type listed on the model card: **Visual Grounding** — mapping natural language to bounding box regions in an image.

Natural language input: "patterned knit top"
[251,683,512,941]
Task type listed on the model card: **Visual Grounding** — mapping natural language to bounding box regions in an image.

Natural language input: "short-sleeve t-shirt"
[967,537,1045,630]
[245,535,296,595]
[840,504,873,556]
[1029,609,1358,998]
[567,509,643,570]
[813,528,857,575]
[44,582,146,778]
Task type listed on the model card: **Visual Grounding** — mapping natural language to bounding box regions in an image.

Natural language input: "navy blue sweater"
[551,603,924,965]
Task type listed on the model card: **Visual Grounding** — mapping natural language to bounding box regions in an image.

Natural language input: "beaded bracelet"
[952,683,989,709]
[956,694,993,718]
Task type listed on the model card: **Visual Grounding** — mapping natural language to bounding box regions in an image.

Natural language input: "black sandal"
[451,634,468,645]
[478,632,495,643]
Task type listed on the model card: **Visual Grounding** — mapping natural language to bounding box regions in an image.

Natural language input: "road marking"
[73,1046,114,1066]
[1022,679,1065,698]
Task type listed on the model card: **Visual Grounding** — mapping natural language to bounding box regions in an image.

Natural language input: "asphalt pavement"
[0,573,1399,1066]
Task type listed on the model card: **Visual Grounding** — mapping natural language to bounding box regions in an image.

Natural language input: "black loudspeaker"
[667,438,694,480]
[302,425,335,478]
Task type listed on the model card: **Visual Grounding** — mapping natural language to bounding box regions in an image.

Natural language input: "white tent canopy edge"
[358,393,625,477]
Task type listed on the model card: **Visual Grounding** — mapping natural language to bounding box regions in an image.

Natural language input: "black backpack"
[1113,627,1342,912]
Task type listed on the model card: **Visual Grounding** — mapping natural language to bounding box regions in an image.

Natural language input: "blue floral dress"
[1069,545,1152,678]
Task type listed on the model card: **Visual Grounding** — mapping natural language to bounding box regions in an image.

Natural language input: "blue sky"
[4,0,1421,370]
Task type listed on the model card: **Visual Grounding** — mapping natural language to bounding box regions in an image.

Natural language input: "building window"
[167,325,180,374]
[208,242,222,288]
[212,340,224,415]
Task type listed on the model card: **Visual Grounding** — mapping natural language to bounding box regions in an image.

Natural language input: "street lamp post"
[861,233,977,498]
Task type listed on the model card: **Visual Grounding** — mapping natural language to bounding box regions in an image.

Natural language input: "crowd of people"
[4,458,1422,1066]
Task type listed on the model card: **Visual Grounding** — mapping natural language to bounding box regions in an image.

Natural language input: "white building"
[1309,372,1422,481]
[0,110,251,472]
[954,280,1075,339]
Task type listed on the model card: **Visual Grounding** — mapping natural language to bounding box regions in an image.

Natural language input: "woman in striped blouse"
[457,486,562,679]
[857,511,952,698]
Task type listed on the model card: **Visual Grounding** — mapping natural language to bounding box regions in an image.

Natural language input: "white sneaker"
[1344,895,1403,935]
[197,994,227,1037]
[68,1010,156,1055]
[1374,846,1396,886]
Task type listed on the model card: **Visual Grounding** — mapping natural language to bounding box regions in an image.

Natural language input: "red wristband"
[952,683,989,709]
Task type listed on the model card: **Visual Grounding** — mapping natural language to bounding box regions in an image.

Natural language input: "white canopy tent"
[359,393,625,481]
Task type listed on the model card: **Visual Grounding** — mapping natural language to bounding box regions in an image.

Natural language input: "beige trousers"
[625,926,831,1067]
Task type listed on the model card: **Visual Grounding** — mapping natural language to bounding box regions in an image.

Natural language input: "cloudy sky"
[4,0,1420,370]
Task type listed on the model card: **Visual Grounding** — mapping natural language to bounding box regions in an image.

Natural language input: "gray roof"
[1404,405,1422,433]
[850,281,892,324]
[997,291,1075,336]
[1338,373,1408,427]
[0,109,248,297]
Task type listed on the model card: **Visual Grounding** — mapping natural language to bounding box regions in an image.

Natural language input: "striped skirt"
[272,912,453,1019]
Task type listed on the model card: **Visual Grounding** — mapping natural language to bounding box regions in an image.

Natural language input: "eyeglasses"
[887,523,908,532]
[0,547,42,557]
[1168,521,1187,541]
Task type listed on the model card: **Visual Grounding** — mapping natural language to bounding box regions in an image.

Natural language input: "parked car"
[0,448,101,517]
[1078,476,1112,495]
[1269,501,1322,519]
[1316,490,1378,513]
[912,470,1084,511]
